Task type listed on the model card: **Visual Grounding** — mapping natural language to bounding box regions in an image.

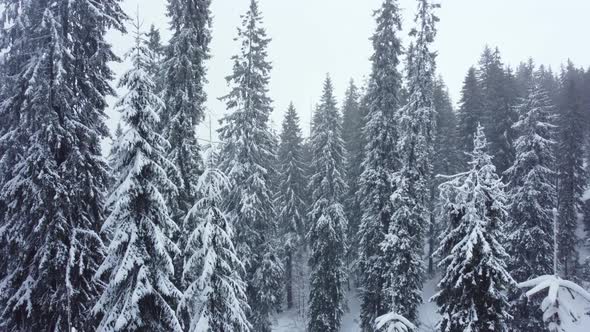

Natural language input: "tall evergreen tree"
[307,76,348,332]
[162,0,212,237]
[341,80,365,264]
[276,103,307,310]
[433,125,514,332]
[0,1,125,330]
[429,77,458,275]
[514,59,535,99]
[433,77,458,177]
[581,68,590,241]
[93,25,181,332]
[357,1,404,329]
[477,46,517,175]
[456,67,485,166]
[505,79,556,332]
[556,62,585,279]
[383,0,438,321]
[179,147,250,332]
[536,65,560,107]
[583,68,590,150]
[218,1,283,330]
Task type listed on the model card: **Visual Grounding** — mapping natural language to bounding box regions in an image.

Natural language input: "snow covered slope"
[272,275,590,331]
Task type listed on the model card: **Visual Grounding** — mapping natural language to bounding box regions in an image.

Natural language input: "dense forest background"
[1,0,590,332]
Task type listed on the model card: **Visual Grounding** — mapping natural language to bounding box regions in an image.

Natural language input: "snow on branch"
[518,274,590,331]
[375,311,416,332]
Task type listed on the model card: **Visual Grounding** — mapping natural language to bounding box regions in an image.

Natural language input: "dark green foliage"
[162,0,212,224]
[429,77,458,275]
[456,67,485,166]
[341,80,365,275]
[514,59,536,99]
[477,46,518,176]
[162,0,212,303]
[536,65,561,107]
[145,24,166,94]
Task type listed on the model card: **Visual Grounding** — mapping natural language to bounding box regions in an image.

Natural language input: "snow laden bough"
[518,275,590,332]
[375,311,416,332]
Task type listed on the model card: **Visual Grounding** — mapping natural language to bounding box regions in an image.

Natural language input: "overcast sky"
[106,0,590,145]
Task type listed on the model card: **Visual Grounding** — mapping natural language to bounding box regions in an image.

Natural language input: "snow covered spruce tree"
[556,62,585,279]
[276,103,307,310]
[433,125,514,332]
[179,147,250,332]
[161,0,212,245]
[307,76,348,332]
[93,26,182,332]
[505,80,556,332]
[357,1,404,329]
[383,0,439,322]
[0,1,125,331]
[218,1,283,330]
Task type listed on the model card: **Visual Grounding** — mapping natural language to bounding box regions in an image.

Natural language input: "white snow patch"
[418,276,440,332]
[341,289,362,332]
[272,289,361,331]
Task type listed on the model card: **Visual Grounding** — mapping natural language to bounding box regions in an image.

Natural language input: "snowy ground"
[560,288,590,332]
[271,275,590,331]
[271,277,440,331]
[272,287,362,332]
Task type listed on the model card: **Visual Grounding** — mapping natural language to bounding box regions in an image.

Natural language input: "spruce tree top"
[222,0,272,119]
[165,0,212,123]
[369,0,403,108]
[277,103,306,242]
[310,76,347,203]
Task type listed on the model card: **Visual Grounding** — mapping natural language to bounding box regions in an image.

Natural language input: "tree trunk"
[286,251,293,309]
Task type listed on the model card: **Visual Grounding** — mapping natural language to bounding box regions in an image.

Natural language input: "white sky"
[106,0,590,145]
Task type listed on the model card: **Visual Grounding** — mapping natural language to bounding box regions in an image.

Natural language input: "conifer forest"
[2,0,590,331]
